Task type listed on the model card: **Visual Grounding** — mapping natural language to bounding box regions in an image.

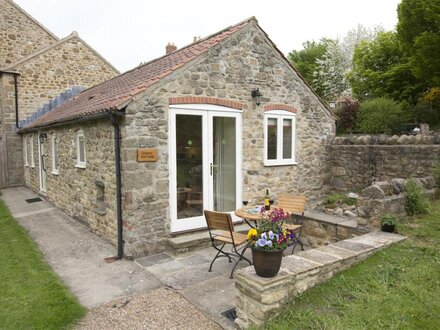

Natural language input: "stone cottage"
[0,0,119,188]
[19,17,336,258]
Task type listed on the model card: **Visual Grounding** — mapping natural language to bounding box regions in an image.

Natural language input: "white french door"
[169,105,242,233]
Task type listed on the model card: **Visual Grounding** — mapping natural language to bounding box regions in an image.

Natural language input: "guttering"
[109,111,124,259]
[0,70,21,129]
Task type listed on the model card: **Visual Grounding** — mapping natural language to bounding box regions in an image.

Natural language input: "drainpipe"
[13,73,20,129]
[109,111,124,259]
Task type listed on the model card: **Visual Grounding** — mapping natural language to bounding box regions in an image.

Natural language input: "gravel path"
[75,287,223,330]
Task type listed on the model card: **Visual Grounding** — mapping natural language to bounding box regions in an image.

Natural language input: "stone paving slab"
[332,240,375,253]
[316,245,358,259]
[135,252,174,268]
[296,249,341,265]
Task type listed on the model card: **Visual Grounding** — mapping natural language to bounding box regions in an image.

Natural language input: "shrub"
[380,213,398,226]
[356,97,408,134]
[405,178,430,215]
[325,193,357,207]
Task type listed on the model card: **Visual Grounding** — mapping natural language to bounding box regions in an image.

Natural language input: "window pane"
[79,137,85,162]
[283,119,292,159]
[53,138,58,170]
[176,114,203,219]
[267,118,277,160]
[213,117,236,212]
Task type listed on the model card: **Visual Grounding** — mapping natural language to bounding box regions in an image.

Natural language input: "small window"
[264,111,296,166]
[76,130,86,168]
[51,134,59,175]
[30,135,35,167]
[23,137,29,167]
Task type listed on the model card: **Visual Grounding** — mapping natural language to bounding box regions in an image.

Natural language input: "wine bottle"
[264,189,270,210]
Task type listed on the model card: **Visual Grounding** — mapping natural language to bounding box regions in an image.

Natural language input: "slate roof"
[22,17,254,131]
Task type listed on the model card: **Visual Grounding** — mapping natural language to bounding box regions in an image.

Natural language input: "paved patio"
[0,186,266,328]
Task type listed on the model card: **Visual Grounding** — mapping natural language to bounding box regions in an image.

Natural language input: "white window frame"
[264,110,297,166]
[51,134,59,175]
[75,130,86,168]
[23,136,29,167]
[30,135,35,167]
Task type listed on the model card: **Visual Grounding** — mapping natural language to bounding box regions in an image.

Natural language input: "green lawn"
[265,200,440,330]
[0,200,85,329]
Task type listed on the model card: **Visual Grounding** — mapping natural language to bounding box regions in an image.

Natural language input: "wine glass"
[242,200,248,207]
[269,199,275,206]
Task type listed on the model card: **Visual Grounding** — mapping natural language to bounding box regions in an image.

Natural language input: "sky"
[15,0,402,73]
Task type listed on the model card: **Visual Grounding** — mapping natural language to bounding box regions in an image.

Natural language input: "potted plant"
[380,214,398,233]
[246,208,296,278]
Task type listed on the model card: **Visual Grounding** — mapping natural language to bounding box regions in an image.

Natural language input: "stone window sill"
[75,164,86,169]
[51,170,59,176]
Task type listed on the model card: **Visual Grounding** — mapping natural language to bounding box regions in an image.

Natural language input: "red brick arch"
[263,104,298,113]
[169,97,243,110]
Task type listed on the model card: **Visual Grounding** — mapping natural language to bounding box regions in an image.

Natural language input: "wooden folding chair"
[204,210,252,279]
[278,194,306,254]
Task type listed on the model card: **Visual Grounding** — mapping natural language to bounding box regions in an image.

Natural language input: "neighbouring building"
[19,17,336,257]
[0,0,119,188]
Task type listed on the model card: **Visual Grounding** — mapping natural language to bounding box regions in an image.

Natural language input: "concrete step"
[166,223,251,255]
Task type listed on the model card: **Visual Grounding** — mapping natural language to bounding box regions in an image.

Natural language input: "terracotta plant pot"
[251,248,284,278]
[381,224,395,233]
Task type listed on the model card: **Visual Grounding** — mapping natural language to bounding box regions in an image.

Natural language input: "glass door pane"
[175,114,203,219]
[213,117,236,212]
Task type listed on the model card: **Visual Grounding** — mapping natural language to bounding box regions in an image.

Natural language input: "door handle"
[210,163,218,175]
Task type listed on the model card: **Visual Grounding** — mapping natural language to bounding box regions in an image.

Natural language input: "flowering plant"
[246,207,296,250]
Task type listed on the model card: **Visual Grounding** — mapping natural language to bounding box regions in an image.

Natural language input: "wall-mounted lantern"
[251,88,262,106]
[39,132,47,144]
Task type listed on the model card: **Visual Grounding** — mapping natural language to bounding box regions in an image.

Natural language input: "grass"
[264,199,440,329]
[324,193,357,208]
[0,200,85,329]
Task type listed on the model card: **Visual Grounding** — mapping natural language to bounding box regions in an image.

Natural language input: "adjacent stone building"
[20,17,336,257]
[0,0,119,188]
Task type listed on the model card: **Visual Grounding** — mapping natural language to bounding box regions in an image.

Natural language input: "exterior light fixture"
[39,132,47,144]
[251,88,262,106]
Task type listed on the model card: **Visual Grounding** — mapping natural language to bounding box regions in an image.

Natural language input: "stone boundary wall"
[235,232,406,328]
[357,177,437,220]
[329,134,440,192]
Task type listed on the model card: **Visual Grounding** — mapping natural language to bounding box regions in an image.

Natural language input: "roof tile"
[23,17,254,130]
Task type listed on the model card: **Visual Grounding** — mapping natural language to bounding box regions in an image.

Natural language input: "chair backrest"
[278,194,306,215]
[204,210,234,233]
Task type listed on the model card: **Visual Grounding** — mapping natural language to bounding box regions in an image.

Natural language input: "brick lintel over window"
[169,97,243,110]
[264,104,298,113]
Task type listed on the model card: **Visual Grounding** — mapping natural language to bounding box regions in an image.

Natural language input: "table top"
[235,205,293,221]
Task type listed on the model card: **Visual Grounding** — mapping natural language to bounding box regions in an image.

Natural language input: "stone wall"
[22,119,118,243]
[329,135,440,192]
[119,22,335,257]
[7,34,118,120]
[0,73,24,187]
[357,177,436,220]
[235,232,406,328]
[1,5,118,188]
[0,0,57,67]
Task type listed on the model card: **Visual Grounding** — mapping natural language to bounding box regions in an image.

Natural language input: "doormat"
[25,197,43,203]
[221,307,236,321]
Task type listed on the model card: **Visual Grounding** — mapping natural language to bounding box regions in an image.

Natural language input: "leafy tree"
[288,39,330,98]
[414,87,440,125]
[314,25,380,101]
[347,31,425,104]
[314,40,351,101]
[356,97,408,134]
[397,0,440,85]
